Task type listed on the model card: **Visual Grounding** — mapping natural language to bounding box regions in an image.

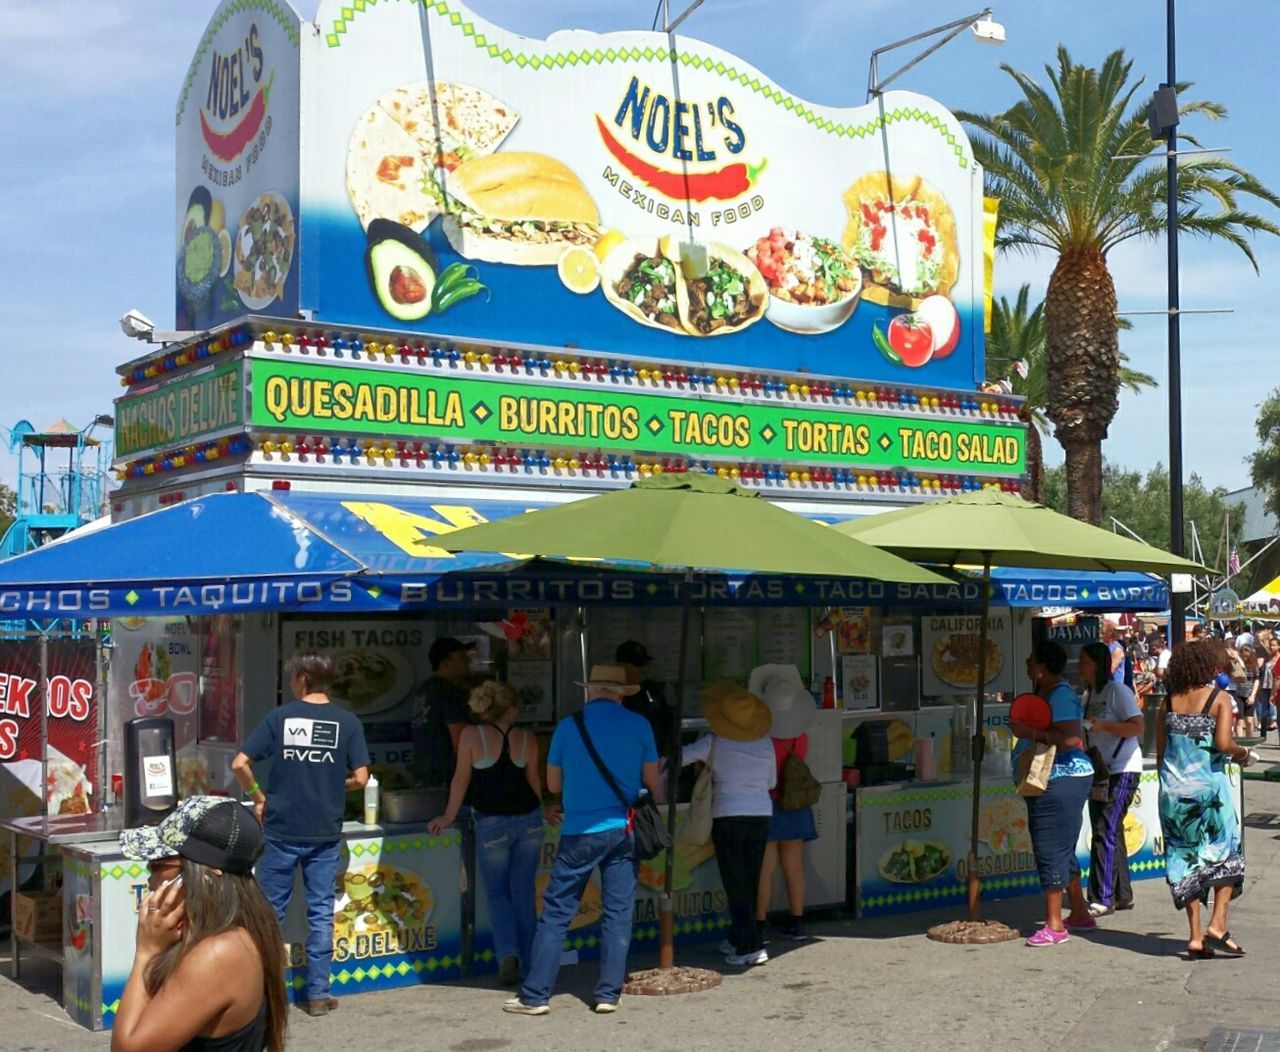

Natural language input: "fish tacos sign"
[176,0,986,391]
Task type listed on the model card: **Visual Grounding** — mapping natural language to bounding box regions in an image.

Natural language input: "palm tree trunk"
[1044,248,1119,525]
[1061,437,1103,524]
[1022,422,1044,503]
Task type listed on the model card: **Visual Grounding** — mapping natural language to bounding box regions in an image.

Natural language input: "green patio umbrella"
[835,489,1205,942]
[441,473,949,978]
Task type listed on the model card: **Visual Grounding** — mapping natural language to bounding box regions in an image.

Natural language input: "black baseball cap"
[615,640,652,667]
[430,636,476,669]
[120,796,264,876]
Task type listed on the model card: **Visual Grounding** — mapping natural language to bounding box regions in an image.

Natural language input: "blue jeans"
[475,808,544,969]
[519,826,636,1007]
[257,838,341,1001]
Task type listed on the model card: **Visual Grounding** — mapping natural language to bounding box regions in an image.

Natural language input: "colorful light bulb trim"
[116,436,253,479]
[120,326,253,386]
[249,434,1021,495]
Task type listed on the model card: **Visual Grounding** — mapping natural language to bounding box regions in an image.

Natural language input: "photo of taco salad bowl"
[747,227,862,334]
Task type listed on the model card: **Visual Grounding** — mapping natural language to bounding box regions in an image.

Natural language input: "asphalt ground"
[6,747,1280,1052]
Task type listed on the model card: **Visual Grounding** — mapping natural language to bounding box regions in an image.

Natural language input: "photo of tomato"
[887,314,934,367]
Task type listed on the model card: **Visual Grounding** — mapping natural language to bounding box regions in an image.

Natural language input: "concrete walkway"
[7,754,1280,1052]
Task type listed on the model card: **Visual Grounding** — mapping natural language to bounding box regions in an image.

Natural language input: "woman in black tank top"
[430,681,546,985]
[114,796,287,1052]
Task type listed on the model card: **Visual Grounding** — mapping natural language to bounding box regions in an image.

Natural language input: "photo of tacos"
[747,227,862,334]
[675,244,767,337]
[441,152,600,266]
[878,839,951,884]
[841,172,958,308]
[600,237,683,332]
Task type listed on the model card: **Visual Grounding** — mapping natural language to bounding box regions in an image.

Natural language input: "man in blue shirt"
[232,651,370,1017]
[505,665,660,1017]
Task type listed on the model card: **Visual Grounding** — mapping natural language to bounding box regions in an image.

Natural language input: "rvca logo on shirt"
[283,718,340,763]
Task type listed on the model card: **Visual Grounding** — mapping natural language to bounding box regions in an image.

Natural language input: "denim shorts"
[1024,775,1091,890]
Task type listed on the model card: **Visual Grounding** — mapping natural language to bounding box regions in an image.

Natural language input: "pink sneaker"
[1065,914,1098,931]
[1026,925,1070,947]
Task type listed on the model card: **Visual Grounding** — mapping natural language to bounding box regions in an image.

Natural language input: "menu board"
[757,608,812,680]
[588,607,647,667]
[703,610,758,682]
[920,613,1016,697]
[841,654,879,711]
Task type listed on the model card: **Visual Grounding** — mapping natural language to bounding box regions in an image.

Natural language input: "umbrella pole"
[659,571,692,969]
[966,555,991,921]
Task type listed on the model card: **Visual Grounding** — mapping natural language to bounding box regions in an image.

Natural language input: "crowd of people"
[106,621,1270,1046]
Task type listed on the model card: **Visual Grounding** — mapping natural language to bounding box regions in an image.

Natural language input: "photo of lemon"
[593,229,625,262]
[1123,812,1146,856]
[557,245,600,294]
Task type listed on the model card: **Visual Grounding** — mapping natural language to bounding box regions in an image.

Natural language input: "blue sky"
[1,0,1274,501]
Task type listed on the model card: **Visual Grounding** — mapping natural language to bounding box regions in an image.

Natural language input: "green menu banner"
[115,363,243,458]
[251,357,1025,475]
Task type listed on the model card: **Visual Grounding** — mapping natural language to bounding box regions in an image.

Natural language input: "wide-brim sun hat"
[576,663,640,695]
[701,682,772,741]
[747,663,817,739]
[120,795,264,875]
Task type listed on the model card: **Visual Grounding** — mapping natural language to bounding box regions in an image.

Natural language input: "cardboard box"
[13,891,62,943]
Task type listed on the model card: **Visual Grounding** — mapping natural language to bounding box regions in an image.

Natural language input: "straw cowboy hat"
[701,682,772,742]
[576,664,639,695]
[747,664,817,740]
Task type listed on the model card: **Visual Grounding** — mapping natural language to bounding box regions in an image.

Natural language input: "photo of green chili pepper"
[430,262,489,314]
[872,320,902,365]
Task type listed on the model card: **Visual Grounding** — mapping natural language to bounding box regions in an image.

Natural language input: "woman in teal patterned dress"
[1158,639,1254,958]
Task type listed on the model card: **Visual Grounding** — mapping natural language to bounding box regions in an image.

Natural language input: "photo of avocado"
[365,219,438,322]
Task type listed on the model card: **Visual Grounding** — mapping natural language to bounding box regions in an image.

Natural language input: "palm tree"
[961,47,1280,523]
[986,284,1157,502]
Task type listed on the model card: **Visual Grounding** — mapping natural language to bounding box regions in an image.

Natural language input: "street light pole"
[1165,0,1186,646]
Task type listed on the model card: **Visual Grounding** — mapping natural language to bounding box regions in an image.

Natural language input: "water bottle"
[363,773,380,825]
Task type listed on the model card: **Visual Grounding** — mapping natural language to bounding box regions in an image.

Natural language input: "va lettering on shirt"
[283,717,341,763]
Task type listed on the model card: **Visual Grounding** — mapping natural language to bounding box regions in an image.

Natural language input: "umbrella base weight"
[926,919,1022,944]
[623,966,723,996]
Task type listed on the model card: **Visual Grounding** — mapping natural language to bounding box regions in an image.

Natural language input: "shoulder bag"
[573,712,671,860]
[680,737,716,846]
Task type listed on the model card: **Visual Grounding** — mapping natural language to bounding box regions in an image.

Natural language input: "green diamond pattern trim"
[176,0,301,125]
[321,1,968,166]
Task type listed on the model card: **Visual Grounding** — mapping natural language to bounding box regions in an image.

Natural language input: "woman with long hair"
[1236,644,1259,738]
[113,796,287,1052]
[1159,639,1254,959]
[429,680,545,987]
[1077,642,1144,917]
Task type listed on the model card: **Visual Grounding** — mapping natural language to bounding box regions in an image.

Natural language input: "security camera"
[971,15,1006,44]
[119,309,156,340]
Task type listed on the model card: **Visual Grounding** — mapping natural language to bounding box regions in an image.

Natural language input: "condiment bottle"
[363,773,380,825]
[822,677,835,709]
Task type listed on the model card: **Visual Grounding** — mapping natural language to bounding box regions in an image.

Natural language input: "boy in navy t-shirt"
[232,652,370,1017]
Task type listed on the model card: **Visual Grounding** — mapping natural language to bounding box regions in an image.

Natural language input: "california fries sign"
[256,0,981,388]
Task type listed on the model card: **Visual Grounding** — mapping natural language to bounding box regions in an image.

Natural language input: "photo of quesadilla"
[345,81,519,233]
[441,152,600,266]
[841,172,959,308]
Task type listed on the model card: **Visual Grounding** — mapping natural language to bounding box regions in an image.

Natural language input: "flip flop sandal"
[1185,945,1216,960]
[1204,931,1246,956]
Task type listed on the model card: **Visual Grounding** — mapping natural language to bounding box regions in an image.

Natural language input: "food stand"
[0,0,1069,1029]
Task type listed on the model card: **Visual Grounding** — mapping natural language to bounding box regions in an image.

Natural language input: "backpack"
[778,743,822,811]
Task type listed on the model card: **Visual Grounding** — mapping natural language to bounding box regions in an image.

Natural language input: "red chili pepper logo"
[595,115,765,203]
[200,71,274,162]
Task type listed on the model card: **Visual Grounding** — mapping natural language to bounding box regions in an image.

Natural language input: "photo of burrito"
[441,152,601,266]
[600,236,684,333]
[841,172,958,308]
[675,244,767,337]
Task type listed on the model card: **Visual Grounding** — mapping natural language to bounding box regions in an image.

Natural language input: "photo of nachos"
[931,632,1002,689]
[333,865,434,940]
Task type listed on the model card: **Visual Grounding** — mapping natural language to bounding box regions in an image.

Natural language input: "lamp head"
[971,14,1006,44]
